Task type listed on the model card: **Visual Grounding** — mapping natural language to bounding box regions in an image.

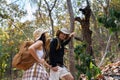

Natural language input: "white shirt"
[36,50,44,59]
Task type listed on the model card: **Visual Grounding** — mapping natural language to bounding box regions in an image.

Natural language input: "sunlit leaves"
[3,31,10,39]
[0,19,34,78]
[0,52,10,74]
[110,0,120,10]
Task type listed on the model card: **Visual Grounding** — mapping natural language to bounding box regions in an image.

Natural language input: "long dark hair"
[37,33,46,46]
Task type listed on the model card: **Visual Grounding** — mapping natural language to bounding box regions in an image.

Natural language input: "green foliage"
[98,8,120,32]
[0,36,10,78]
[0,23,33,79]
[74,43,101,80]
[0,53,9,78]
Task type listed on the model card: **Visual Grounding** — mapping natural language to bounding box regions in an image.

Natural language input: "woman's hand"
[69,32,75,38]
[39,59,45,64]
[39,59,51,68]
[44,61,52,68]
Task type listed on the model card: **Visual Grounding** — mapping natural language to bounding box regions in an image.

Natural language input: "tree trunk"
[81,21,93,56]
[49,11,54,37]
[75,0,93,56]
[66,0,75,76]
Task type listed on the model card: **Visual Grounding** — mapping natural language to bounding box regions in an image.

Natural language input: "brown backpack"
[12,41,37,70]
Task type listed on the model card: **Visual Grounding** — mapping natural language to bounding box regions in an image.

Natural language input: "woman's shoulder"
[51,37,58,42]
[34,40,43,45]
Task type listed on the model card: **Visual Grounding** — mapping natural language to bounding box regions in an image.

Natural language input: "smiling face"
[59,32,67,40]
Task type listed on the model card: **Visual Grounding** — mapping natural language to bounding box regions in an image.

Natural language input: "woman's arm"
[49,38,58,67]
[62,32,75,46]
[28,41,44,64]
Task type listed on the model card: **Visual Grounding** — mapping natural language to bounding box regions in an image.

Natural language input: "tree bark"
[75,0,93,56]
[66,0,75,76]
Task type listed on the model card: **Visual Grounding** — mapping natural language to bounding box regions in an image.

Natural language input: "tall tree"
[66,0,75,76]
[75,0,93,57]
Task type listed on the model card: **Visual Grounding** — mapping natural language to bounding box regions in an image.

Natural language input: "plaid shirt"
[22,63,49,80]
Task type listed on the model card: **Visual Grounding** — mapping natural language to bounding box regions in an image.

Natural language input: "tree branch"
[74,17,82,23]
[44,0,50,11]
[44,0,57,11]
[51,0,57,11]
[74,36,83,42]
[98,34,112,67]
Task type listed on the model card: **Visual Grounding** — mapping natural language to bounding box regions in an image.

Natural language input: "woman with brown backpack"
[22,28,51,80]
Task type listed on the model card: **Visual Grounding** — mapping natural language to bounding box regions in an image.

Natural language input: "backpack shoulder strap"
[56,37,60,50]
